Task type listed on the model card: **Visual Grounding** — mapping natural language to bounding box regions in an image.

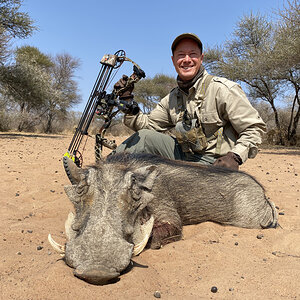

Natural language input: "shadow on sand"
[0,132,65,140]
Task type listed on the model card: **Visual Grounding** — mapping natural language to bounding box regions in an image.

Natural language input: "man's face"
[172,39,203,81]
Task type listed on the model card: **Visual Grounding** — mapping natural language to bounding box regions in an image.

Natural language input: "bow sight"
[63,50,145,170]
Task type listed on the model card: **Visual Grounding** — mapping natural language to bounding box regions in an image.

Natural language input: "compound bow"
[63,50,145,177]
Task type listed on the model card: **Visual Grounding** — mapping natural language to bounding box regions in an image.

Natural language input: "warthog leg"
[149,221,182,249]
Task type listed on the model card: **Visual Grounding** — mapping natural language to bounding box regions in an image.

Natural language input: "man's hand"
[213,152,242,171]
[114,75,134,100]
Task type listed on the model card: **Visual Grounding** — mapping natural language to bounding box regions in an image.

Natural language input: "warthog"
[49,153,277,285]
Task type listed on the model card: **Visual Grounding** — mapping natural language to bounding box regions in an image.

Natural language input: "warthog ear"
[64,185,78,204]
[132,165,158,191]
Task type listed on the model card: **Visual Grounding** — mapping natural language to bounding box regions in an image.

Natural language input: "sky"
[14,0,285,112]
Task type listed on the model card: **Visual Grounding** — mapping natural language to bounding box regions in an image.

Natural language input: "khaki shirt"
[124,70,266,163]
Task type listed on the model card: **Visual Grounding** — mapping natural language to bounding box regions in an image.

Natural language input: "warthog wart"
[49,153,277,285]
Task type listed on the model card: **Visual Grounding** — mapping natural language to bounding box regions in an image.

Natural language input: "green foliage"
[274,0,300,72]
[204,6,300,145]
[0,0,36,65]
[0,26,10,62]
[134,74,176,113]
[0,57,52,112]
[42,53,81,133]
[15,46,53,67]
[0,0,36,39]
[0,46,81,132]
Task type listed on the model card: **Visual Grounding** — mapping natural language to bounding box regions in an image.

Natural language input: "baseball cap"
[171,33,203,54]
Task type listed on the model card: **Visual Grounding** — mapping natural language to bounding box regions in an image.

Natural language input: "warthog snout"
[73,265,121,285]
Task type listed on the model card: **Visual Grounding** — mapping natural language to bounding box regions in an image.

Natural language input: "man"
[114,33,266,170]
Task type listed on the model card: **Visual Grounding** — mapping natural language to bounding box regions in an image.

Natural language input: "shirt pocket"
[200,111,223,137]
[169,107,183,124]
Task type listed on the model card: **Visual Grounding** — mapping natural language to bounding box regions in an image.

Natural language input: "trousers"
[113,129,216,165]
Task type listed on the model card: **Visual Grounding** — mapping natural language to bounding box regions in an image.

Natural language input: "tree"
[0,46,53,130]
[0,46,81,132]
[272,0,300,145]
[43,53,81,133]
[0,0,36,39]
[0,0,36,64]
[134,74,176,113]
[204,13,291,145]
[0,46,53,112]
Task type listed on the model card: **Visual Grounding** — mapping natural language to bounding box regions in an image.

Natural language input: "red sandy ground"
[0,132,299,299]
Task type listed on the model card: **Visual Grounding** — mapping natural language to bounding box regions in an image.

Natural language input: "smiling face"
[171,38,203,82]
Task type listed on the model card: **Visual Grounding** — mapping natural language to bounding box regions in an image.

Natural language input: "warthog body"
[57,153,277,284]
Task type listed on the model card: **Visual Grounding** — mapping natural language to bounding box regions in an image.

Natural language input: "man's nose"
[183,54,192,62]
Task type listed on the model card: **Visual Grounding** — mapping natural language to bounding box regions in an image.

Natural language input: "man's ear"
[171,55,175,67]
[200,53,204,64]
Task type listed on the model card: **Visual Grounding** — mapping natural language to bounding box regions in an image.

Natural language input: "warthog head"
[49,156,157,284]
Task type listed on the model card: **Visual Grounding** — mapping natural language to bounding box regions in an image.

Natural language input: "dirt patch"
[0,132,299,299]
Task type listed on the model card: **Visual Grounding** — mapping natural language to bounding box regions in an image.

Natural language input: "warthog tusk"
[65,211,76,240]
[48,233,65,257]
[132,215,154,256]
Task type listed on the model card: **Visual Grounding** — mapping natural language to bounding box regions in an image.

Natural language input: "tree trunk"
[271,102,284,145]
[287,88,299,145]
[45,114,53,133]
[289,105,300,146]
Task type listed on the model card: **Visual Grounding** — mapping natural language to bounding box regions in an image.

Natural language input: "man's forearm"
[231,125,265,162]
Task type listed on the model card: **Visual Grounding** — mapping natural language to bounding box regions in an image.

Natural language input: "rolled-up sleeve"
[218,84,266,162]
[124,95,174,132]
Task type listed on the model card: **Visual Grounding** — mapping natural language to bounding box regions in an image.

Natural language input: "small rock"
[257,234,264,239]
[27,230,33,233]
[154,291,161,298]
[17,252,21,255]
[37,246,43,251]
[209,240,218,244]
[211,286,218,293]
[15,193,20,197]
[50,190,55,193]
[229,288,234,291]
[279,212,285,215]
[235,242,239,246]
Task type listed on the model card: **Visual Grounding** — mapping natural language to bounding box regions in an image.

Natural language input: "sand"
[0,132,299,299]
